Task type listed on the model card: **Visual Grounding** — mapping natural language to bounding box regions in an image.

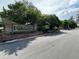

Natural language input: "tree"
[47,15,61,29]
[27,7,41,25]
[61,20,69,29]
[61,19,77,29]
[37,14,61,31]
[0,22,3,27]
[0,1,63,33]
[68,20,77,29]
[0,1,41,25]
[0,1,28,24]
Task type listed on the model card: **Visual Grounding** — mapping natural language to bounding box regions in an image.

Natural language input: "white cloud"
[65,0,77,5]
[69,0,77,5]
[56,7,79,20]
[0,0,79,19]
[28,0,64,14]
[0,0,21,11]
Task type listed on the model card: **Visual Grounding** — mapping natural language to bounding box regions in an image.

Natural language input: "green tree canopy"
[61,19,77,29]
[37,14,61,30]
[0,1,41,25]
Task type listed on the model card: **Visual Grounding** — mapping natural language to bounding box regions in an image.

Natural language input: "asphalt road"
[0,29,79,59]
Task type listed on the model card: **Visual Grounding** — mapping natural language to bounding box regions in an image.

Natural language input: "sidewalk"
[0,32,44,44]
[0,30,73,45]
[0,33,44,45]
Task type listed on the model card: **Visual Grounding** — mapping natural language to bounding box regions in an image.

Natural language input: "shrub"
[61,20,77,29]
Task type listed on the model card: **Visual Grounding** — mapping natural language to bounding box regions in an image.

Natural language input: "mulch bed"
[0,32,43,42]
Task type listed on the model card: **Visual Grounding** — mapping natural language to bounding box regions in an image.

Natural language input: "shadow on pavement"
[42,31,67,37]
[0,31,67,56]
[0,37,36,56]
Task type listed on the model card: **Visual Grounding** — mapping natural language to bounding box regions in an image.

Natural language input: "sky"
[0,0,79,20]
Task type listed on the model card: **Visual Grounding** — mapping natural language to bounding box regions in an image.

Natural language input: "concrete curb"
[0,30,69,45]
[0,34,45,45]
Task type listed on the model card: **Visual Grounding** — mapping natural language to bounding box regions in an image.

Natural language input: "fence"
[4,24,36,34]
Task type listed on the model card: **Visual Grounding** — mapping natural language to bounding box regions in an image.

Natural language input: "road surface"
[0,29,79,59]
